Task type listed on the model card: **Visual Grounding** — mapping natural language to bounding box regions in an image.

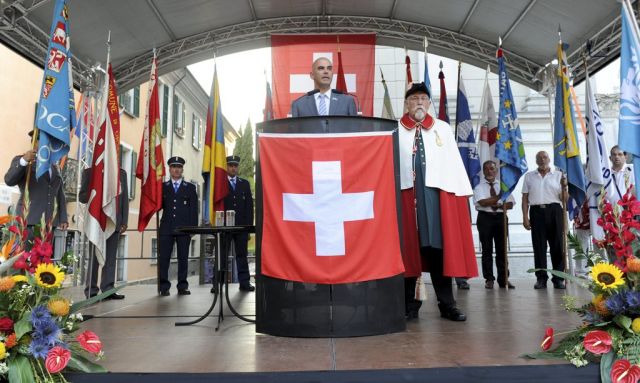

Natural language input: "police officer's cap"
[167,156,185,167]
[226,155,241,165]
[405,82,431,100]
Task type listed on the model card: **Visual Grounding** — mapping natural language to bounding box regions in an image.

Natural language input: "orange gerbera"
[0,277,15,292]
[628,258,640,273]
[5,333,16,349]
[593,295,610,316]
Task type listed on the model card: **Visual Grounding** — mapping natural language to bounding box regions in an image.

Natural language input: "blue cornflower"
[28,335,52,359]
[30,305,52,327]
[625,290,640,313]
[34,319,60,345]
[606,293,628,315]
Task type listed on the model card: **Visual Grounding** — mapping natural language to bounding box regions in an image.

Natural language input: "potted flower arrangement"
[528,191,640,383]
[0,209,106,383]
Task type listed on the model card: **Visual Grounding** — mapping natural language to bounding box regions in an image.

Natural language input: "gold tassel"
[415,275,427,301]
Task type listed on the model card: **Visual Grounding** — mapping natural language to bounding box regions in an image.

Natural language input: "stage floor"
[69,277,588,373]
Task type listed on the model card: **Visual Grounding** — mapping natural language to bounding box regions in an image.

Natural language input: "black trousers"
[233,233,251,287]
[85,231,120,297]
[477,211,508,285]
[159,234,191,292]
[404,247,455,314]
[529,204,564,282]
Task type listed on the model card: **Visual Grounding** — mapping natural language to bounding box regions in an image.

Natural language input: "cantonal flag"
[271,34,375,118]
[202,64,229,223]
[136,54,164,231]
[258,132,404,284]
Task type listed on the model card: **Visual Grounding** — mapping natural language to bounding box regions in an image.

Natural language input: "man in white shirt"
[608,145,635,206]
[521,151,568,290]
[290,57,357,117]
[473,160,515,289]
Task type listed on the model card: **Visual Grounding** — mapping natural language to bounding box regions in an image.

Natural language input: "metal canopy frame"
[0,0,630,92]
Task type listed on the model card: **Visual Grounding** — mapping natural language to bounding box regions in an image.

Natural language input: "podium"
[255,116,405,337]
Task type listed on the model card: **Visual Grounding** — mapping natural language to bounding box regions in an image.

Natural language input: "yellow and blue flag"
[553,41,586,206]
[202,65,229,223]
[35,0,75,179]
[619,1,640,197]
[495,48,527,201]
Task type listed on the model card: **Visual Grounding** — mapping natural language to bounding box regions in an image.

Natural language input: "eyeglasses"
[407,95,429,102]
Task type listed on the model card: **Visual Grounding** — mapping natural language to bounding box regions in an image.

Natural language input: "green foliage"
[600,351,614,383]
[621,336,640,365]
[14,314,31,340]
[66,354,107,373]
[233,119,255,185]
[614,315,634,334]
[8,355,34,383]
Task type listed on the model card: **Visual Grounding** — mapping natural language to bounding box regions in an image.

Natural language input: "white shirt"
[314,90,331,115]
[473,179,515,213]
[521,168,562,205]
[608,165,634,205]
[171,178,183,189]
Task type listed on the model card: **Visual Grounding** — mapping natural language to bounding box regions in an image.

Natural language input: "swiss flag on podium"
[259,132,404,284]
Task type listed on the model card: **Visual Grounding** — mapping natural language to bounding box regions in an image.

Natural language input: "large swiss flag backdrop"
[259,132,404,284]
[271,34,376,119]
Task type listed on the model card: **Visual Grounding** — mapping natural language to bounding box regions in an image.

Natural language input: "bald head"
[310,57,333,92]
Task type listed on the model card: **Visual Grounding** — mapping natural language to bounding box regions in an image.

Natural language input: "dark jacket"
[290,89,358,117]
[79,167,129,228]
[4,155,67,226]
[159,179,199,235]
[224,176,253,226]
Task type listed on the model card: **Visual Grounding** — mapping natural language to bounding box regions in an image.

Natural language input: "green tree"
[234,118,255,189]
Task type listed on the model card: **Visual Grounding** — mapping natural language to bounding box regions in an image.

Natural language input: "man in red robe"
[399,82,478,321]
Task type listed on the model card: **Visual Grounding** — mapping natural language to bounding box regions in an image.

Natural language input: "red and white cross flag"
[85,64,120,265]
[259,132,404,284]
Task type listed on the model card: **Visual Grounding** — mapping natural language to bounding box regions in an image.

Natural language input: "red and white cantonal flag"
[478,79,499,180]
[271,34,375,118]
[85,64,120,265]
[259,132,404,284]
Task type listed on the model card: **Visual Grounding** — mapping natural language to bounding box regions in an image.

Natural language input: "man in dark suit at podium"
[158,156,199,296]
[290,57,358,117]
[224,155,255,292]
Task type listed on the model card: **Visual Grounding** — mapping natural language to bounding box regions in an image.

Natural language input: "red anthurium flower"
[611,359,640,383]
[45,346,70,374]
[583,330,612,355]
[77,330,103,354]
[540,327,554,351]
[7,226,20,236]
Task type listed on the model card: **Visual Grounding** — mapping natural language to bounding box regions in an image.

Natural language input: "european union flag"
[495,48,527,201]
[35,0,75,179]
[619,1,640,197]
[456,77,481,188]
[553,41,586,206]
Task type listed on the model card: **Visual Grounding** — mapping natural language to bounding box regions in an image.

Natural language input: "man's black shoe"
[405,310,419,321]
[457,281,470,290]
[553,281,566,290]
[534,280,547,289]
[239,284,255,292]
[439,305,466,321]
[103,293,125,300]
[159,290,170,296]
[210,286,217,294]
[178,289,191,295]
[499,282,516,289]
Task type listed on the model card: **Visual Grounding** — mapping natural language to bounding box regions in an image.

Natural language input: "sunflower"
[34,263,65,289]
[591,263,625,290]
[11,275,27,284]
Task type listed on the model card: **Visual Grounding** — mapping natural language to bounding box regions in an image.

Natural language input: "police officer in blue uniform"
[158,156,199,296]
[225,155,255,292]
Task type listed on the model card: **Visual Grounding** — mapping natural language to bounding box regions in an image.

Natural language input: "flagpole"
[558,25,570,281]
[454,60,461,140]
[475,65,489,148]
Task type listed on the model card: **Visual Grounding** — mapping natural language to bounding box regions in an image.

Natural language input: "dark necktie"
[231,178,236,191]
[173,182,179,193]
